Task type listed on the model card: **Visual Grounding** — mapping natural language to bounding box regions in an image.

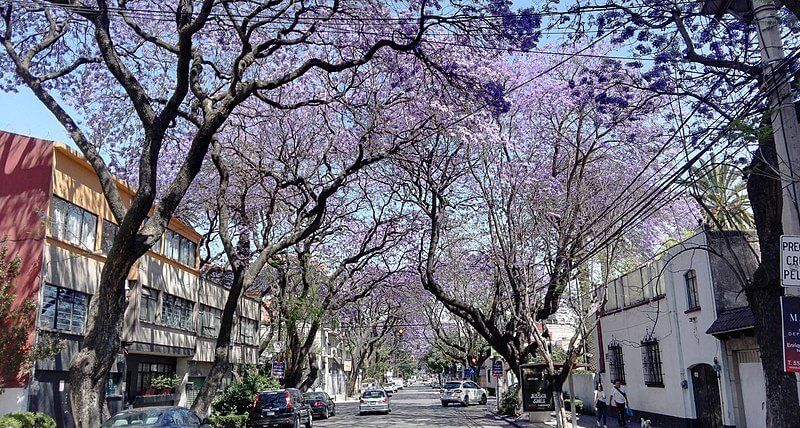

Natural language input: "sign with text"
[271,361,286,378]
[492,360,503,377]
[780,236,800,286]
[782,296,800,373]
[520,365,553,412]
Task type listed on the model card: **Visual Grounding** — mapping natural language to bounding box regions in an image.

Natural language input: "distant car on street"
[360,377,379,391]
[383,382,397,394]
[248,388,313,428]
[100,406,210,427]
[359,388,391,415]
[303,391,336,419]
[440,380,488,407]
[393,378,405,390]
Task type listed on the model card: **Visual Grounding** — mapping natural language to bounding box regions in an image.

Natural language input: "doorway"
[691,363,723,428]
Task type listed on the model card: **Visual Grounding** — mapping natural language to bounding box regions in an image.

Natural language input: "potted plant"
[151,374,180,394]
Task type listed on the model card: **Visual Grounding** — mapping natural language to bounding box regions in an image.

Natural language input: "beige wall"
[42,241,103,295]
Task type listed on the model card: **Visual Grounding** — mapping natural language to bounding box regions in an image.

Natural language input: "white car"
[440,380,488,407]
[393,379,405,390]
[383,382,398,394]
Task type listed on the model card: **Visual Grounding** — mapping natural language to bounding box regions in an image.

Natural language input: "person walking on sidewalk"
[594,383,608,427]
[609,379,628,427]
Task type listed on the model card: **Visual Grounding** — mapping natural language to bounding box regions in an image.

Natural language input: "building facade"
[594,229,796,427]
[0,131,260,427]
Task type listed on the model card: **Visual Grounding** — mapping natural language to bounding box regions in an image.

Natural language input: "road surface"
[313,384,515,428]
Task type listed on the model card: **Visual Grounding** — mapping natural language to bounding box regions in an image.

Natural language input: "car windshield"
[304,392,325,400]
[362,390,385,399]
[101,409,164,427]
[443,382,462,390]
[256,392,287,408]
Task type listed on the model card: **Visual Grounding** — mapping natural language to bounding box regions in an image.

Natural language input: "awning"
[706,306,754,337]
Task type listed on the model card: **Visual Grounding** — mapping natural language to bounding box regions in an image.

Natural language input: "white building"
[595,229,795,427]
[312,327,348,397]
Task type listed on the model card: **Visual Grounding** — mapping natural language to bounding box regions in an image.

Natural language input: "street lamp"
[701,0,760,22]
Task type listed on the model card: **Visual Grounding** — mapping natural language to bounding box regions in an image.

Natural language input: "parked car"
[429,380,441,389]
[439,380,488,407]
[100,406,211,427]
[303,391,336,419]
[359,388,391,415]
[248,389,313,428]
[393,378,405,390]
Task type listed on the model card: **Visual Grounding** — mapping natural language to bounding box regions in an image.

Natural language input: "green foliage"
[0,240,62,394]
[0,412,56,428]
[498,388,519,416]
[687,155,754,231]
[212,370,281,416]
[563,397,583,414]
[209,414,247,428]
[151,374,180,389]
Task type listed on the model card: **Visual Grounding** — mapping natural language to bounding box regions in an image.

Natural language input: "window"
[100,220,118,255]
[136,362,174,394]
[40,284,89,334]
[164,230,196,267]
[641,339,664,386]
[50,197,98,250]
[139,287,159,323]
[161,294,193,330]
[198,305,222,338]
[607,343,626,384]
[239,317,257,344]
[685,270,700,309]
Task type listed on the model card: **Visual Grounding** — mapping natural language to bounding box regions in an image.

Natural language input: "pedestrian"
[594,383,608,428]
[609,379,628,427]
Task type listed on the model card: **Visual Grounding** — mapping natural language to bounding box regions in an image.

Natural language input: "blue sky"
[0,89,72,142]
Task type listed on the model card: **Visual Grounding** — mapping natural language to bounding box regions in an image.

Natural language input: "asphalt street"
[313,385,515,428]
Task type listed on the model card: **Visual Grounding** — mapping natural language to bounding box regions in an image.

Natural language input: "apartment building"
[0,131,260,427]
[314,328,348,397]
[594,229,790,427]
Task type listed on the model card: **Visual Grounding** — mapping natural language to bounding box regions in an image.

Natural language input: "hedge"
[209,414,247,428]
[0,412,56,428]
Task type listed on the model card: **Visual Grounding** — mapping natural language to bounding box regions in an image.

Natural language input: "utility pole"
[702,0,800,235]
[753,0,800,236]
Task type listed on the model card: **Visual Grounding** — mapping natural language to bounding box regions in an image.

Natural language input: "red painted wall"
[0,131,54,387]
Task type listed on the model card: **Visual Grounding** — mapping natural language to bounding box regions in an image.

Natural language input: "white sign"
[781,235,800,287]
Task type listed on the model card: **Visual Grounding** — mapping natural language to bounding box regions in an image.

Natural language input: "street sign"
[780,235,800,286]
[271,361,286,378]
[492,360,503,377]
[782,296,800,373]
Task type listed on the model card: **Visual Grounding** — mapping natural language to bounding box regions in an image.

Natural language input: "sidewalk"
[489,409,644,428]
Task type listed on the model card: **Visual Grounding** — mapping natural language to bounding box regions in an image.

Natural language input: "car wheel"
[359,411,364,416]
[293,415,300,428]
[441,401,448,407]
[305,413,313,428]
[462,395,469,407]
[480,394,487,405]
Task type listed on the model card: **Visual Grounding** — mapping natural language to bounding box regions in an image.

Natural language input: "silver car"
[359,388,391,415]
[440,380,488,407]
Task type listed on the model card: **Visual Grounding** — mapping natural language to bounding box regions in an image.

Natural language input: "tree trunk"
[298,352,319,392]
[190,272,245,417]
[745,124,800,426]
[69,243,146,426]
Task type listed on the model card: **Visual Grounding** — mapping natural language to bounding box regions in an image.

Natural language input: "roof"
[706,306,755,336]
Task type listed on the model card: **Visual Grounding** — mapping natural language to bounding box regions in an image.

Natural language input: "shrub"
[0,412,56,428]
[211,372,281,416]
[209,414,247,428]
[498,389,519,416]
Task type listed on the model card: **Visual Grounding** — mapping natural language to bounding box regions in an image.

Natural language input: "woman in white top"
[594,383,608,427]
